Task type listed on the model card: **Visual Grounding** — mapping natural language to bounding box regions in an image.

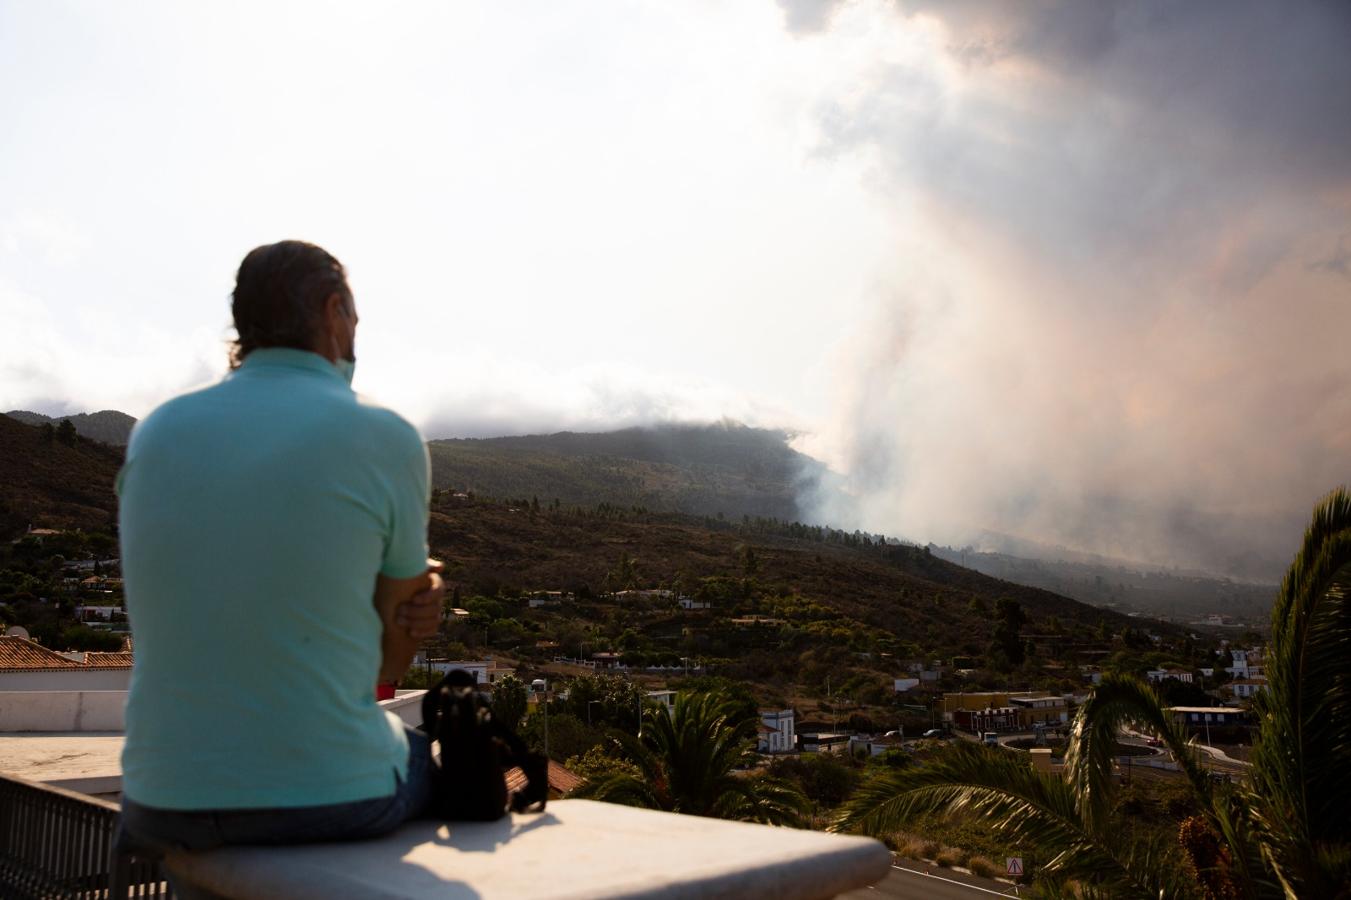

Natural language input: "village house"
[613,589,674,602]
[74,604,124,622]
[411,656,516,686]
[757,708,795,753]
[1222,647,1264,679]
[942,691,1070,732]
[1170,706,1249,730]
[848,734,904,758]
[526,591,572,608]
[1230,676,1268,700]
[646,690,676,715]
[1146,668,1194,684]
[892,677,919,693]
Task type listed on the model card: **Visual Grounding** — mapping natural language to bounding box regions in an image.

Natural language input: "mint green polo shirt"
[117,348,430,810]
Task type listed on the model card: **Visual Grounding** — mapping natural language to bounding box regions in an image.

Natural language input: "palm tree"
[1244,488,1351,896]
[833,487,1351,899]
[574,691,807,826]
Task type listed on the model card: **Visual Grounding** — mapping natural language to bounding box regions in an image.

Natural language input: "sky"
[2,1,1348,579]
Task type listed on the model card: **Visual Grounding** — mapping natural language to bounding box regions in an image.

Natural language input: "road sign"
[1006,857,1024,876]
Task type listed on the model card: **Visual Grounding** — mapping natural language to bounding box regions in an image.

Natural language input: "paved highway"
[840,862,1021,899]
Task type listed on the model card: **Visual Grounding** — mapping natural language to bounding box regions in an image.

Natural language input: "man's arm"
[374,562,444,684]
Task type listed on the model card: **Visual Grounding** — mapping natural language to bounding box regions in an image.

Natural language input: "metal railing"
[0,773,172,899]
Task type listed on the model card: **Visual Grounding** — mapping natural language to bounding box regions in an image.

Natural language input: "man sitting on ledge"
[117,241,443,860]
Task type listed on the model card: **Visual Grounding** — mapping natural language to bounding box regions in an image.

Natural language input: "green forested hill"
[427,493,1181,701]
[427,423,822,522]
[0,414,122,539]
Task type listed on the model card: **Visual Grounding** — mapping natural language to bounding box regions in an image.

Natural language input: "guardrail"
[0,773,171,899]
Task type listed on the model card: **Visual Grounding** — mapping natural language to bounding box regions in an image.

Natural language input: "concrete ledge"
[379,690,428,729]
[164,799,891,899]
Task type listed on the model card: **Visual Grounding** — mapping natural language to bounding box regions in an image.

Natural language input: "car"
[922,729,944,739]
[982,732,999,746]
[1146,737,1163,747]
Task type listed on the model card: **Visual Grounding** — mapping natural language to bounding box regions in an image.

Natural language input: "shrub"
[920,840,942,860]
[968,856,1000,879]
[935,848,966,868]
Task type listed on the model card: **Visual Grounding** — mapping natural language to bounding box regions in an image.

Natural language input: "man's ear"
[323,291,349,323]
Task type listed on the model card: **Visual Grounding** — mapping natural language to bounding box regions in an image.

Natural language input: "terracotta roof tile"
[0,636,81,671]
[84,651,135,668]
[505,760,583,797]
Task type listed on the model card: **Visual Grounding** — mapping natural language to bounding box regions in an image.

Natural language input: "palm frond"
[1064,672,1214,833]
[1247,486,1351,897]
[572,772,663,810]
[713,775,809,827]
[831,742,1176,896]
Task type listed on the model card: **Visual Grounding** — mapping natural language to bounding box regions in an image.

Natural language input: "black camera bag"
[418,668,549,821]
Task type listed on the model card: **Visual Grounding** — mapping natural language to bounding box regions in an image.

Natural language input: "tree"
[989,597,1027,668]
[41,422,55,445]
[56,418,77,446]
[558,673,645,731]
[833,487,1351,898]
[491,674,528,732]
[575,691,807,826]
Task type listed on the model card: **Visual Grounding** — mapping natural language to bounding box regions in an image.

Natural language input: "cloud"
[1308,236,1351,280]
[794,0,1351,579]
[777,0,847,35]
[0,279,224,419]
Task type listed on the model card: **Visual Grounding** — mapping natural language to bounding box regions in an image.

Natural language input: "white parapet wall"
[380,689,428,728]
[0,691,128,732]
[0,669,132,691]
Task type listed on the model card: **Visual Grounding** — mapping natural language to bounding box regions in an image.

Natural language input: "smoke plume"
[792,0,1351,579]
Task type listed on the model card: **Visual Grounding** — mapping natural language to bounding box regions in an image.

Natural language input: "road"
[839,862,1021,899]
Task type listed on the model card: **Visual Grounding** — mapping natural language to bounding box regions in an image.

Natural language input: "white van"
[982,732,999,746]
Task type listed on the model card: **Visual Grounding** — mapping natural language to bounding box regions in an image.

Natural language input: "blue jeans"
[119,725,435,853]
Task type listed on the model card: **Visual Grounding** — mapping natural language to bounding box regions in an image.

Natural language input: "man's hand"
[395,558,445,640]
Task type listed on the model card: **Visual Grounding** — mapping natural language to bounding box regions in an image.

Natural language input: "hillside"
[427,423,822,522]
[426,493,1181,697]
[0,409,1206,717]
[0,415,122,539]
[5,410,136,446]
[930,545,1276,628]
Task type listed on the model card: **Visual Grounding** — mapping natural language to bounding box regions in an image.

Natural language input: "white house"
[677,597,711,611]
[646,690,676,714]
[613,589,674,602]
[892,677,919,693]
[757,709,795,753]
[1230,677,1267,700]
[414,658,516,685]
[848,734,904,757]
[75,605,123,622]
[1146,669,1194,684]
[527,591,572,608]
[1224,648,1264,679]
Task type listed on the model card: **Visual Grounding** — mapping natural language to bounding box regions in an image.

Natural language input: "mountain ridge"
[4,410,137,446]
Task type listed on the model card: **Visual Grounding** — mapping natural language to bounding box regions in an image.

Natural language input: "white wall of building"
[0,691,127,732]
[758,709,794,753]
[0,669,131,692]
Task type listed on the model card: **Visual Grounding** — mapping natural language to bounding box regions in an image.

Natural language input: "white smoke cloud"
[790,0,1351,579]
